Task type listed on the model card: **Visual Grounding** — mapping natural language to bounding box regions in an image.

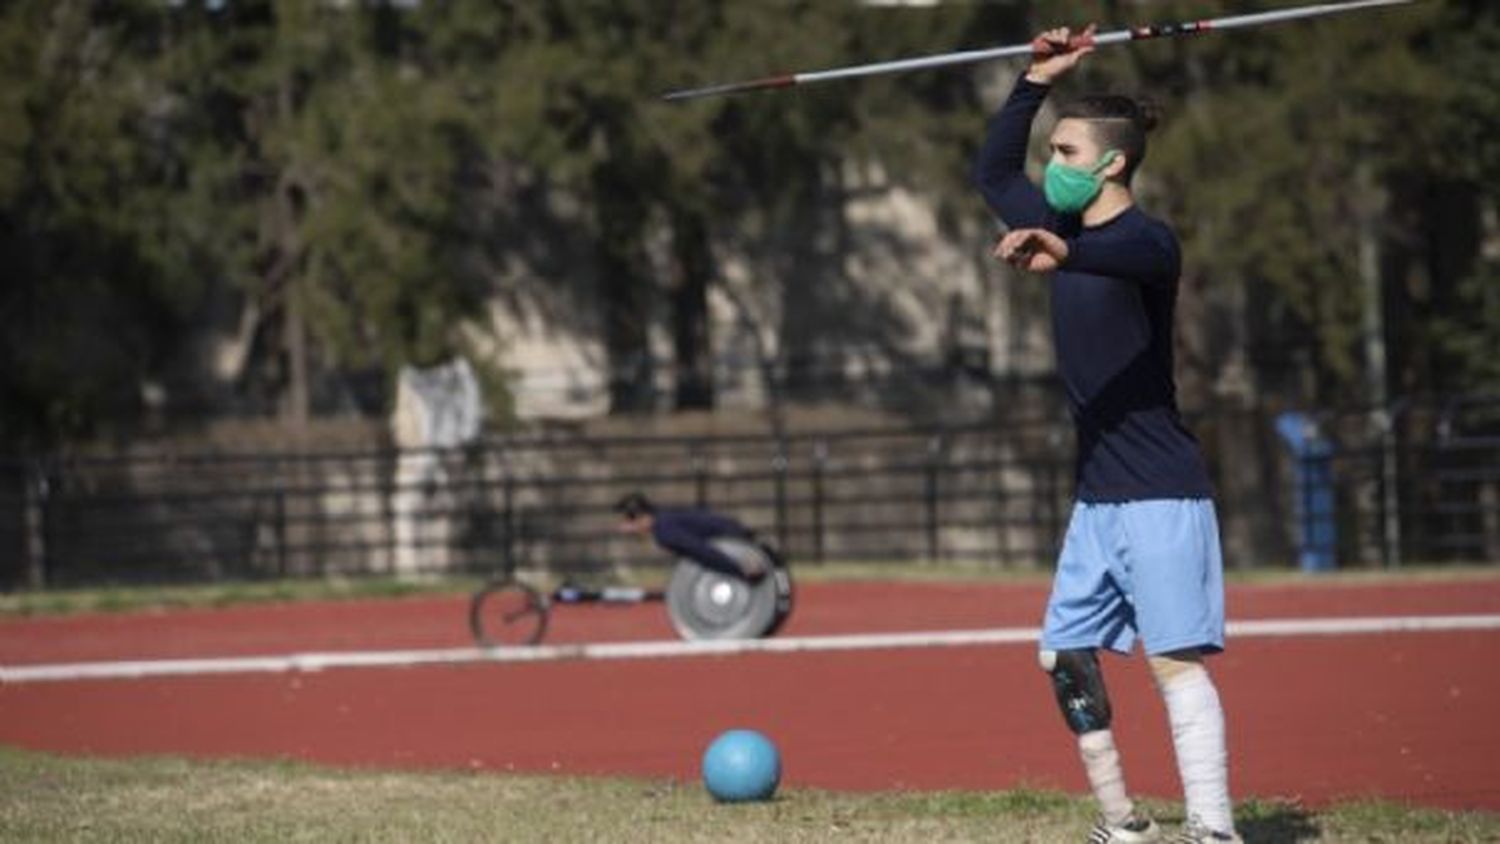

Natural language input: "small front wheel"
[469,580,549,647]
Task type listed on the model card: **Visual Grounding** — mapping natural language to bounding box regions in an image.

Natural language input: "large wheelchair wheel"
[666,539,793,641]
[469,579,549,647]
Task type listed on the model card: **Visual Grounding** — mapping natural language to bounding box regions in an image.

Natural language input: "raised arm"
[973,76,1053,229]
[973,25,1096,230]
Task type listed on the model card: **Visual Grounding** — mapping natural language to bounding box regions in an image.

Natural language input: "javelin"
[662,0,1414,102]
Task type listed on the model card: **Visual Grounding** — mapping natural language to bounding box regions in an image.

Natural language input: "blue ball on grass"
[701,729,781,802]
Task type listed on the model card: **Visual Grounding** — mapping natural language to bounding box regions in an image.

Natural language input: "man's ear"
[1102,150,1128,182]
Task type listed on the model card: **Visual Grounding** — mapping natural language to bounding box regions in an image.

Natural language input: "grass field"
[0,747,1495,843]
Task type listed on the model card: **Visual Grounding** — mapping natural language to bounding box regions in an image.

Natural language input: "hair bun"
[1135,97,1163,133]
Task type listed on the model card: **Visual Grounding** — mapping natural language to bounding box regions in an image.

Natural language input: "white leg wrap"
[1160,664,1234,835]
[1078,729,1134,826]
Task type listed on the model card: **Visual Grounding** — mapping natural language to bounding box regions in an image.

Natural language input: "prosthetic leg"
[1041,649,1160,844]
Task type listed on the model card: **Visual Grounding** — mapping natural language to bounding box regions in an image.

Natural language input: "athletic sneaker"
[1168,815,1242,843]
[1087,814,1161,843]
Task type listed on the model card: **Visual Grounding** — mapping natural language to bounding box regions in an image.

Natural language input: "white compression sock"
[1077,729,1134,825]
[1159,664,1234,834]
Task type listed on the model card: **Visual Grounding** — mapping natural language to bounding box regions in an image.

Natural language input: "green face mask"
[1043,150,1120,214]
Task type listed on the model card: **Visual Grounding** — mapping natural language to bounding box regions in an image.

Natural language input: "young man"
[614,491,769,579]
[973,26,1239,844]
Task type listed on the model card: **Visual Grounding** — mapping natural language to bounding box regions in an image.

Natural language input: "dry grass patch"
[1,748,1496,843]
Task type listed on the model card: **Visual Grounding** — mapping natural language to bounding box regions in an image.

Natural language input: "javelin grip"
[1030,31,1097,59]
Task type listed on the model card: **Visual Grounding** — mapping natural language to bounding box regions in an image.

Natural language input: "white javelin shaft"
[663,0,1414,101]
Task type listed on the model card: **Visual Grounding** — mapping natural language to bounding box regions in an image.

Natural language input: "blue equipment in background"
[1275,412,1337,571]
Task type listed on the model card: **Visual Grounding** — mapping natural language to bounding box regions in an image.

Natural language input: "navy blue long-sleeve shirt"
[974,74,1214,503]
[651,507,756,575]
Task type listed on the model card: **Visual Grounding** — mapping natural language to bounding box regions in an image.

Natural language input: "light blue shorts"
[1041,499,1226,656]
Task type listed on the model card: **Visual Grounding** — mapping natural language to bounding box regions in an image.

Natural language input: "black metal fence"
[2,400,1499,590]
[1283,399,1500,569]
[0,424,1072,587]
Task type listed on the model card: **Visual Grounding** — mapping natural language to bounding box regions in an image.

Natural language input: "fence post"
[22,462,48,589]
[811,440,827,564]
[924,435,942,563]
[1375,408,1402,568]
[273,466,288,579]
[772,448,789,555]
[501,473,516,576]
[692,450,709,507]
[992,449,1011,568]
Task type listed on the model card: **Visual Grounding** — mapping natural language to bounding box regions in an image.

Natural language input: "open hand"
[992,228,1069,273]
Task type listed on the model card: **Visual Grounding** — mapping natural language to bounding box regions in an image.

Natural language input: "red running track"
[1,577,1498,811]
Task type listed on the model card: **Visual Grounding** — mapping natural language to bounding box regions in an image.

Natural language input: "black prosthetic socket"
[1047,649,1113,734]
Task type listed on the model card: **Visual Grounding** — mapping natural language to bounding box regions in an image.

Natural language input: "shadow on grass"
[1237,800,1321,843]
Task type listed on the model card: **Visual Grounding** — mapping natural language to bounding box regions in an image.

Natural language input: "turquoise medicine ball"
[701,729,780,802]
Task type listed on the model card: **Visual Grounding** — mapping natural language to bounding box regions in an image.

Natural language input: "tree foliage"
[1,0,1496,450]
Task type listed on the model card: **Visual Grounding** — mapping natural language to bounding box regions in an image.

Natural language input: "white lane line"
[2,613,1498,685]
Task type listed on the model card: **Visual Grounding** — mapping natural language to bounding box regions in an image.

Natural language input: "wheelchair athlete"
[613,491,772,580]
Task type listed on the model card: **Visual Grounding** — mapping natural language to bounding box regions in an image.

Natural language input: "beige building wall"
[481,174,1053,421]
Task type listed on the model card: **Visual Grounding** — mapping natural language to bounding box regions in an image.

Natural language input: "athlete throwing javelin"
[974,25,1239,844]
